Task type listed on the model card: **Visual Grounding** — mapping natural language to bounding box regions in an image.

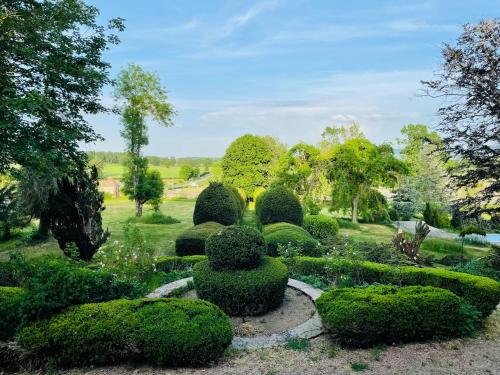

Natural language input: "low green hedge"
[317,285,480,347]
[175,222,225,256]
[18,298,232,367]
[156,255,207,272]
[286,257,500,317]
[303,215,339,239]
[193,257,289,316]
[0,287,27,340]
[263,223,321,257]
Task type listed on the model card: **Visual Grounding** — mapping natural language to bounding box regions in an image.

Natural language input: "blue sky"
[85,0,499,157]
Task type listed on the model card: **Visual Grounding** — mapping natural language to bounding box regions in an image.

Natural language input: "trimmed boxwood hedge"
[193,182,240,225]
[206,225,266,271]
[256,185,303,226]
[303,215,339,239]
[156,255,208,272]
[18,298,233,367]
[285,257,500,317]
[0,286,27,340]
[263,222,321,257]
[175,222,225,256]
[317,285,480,347]
[193,257,289,316]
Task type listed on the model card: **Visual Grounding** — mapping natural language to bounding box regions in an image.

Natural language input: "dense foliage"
[0,286,27,340]
[303,215,339,239]
[0,0,124,174]
[263,222,320,257]
[193,182,239,225]
[423,202,450,228]
[19,298,233,366]
[0,184,29,240]
[205,226,266,271]
[175,222,225,256]
[317,285,480,347]
[122,168,164,216]
[257,185,303,226]
[193,257,288,316]
[390,186,419,221]
[285,256,500,316]
[423,20,500,217]
[221,134,275,195]
[47,166,109,260]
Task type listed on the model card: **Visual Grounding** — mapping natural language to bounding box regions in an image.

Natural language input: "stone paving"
[146,277,324,349]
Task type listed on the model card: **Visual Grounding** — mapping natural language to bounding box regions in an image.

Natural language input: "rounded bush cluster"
[303,215,339,239]
[317,285,481,347]
[226,185,246,218]
[206,226,266,271]
[0,286,27,340]
[175,221,224,256]
[263,222,321,257]
[193,182,240,226]
[256,185,303,226]
[193,257,289,316]
[19,298,233,367]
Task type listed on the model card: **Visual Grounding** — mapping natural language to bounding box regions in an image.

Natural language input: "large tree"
[422,20,500,217]
[328,139,407,223]
[222,134,279,196]
[0,0,124,174]
[397,124,450,208]
[114,64,175,216]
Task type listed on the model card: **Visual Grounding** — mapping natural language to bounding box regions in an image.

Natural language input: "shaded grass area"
[241,209,259,228]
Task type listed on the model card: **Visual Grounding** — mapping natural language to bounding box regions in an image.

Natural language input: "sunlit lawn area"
[100,163,182,179]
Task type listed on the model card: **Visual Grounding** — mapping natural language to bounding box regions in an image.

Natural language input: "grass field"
[0,200,491,263]
[100,163,182,179]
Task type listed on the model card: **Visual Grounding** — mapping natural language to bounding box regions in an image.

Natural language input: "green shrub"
[193,257,289,316]
[0,261,17,286]
[451,259,500,282]
[317,285,481,347]
[193,182,240,225]
[226,185,246,218]
[127,212,180,225]
[175,222,225,256]
[257,185,303,226]
[0,286,27,340]
[20,256,139,322]
[263,222,320,257]
[19,298,232,366]
[284,257,500,317]
[303,215,339,239]
[421,238,463,255]
[423,203,450,228]
[206,225,266,271]
[156,255,208,272]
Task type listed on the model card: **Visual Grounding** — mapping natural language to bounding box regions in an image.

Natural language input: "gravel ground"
[54,309,500,375]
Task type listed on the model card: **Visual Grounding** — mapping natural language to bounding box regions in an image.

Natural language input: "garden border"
[147,277,324,349]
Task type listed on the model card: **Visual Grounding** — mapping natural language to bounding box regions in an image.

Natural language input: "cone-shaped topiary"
[257,185,303,226]
[193,182,239,225]
[205,225,266,271]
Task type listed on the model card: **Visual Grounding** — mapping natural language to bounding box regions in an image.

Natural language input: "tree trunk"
[37,211,50,238]
[351,192,360,223]
[135,199,143,217]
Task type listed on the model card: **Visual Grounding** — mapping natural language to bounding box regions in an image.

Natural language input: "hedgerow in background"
[317,285,481,347]
[257,185,303,226]
[175,222,225,256]
[114,64,175,217]
[193,182,239,225]
[19,298,233,367]
[47,166,109,261]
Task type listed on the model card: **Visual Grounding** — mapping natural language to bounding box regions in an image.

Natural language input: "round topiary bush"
[193,182,240,225]
[19,298,233,367]
[303,215,339,239]
[175,222,225,256]
[317,285,481,347]
[257,185,303,226]
[0,286,27,341]
[205,225,266,271]
[226,185,246,218]
[263,222,321,257]
[193,257,289,316]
